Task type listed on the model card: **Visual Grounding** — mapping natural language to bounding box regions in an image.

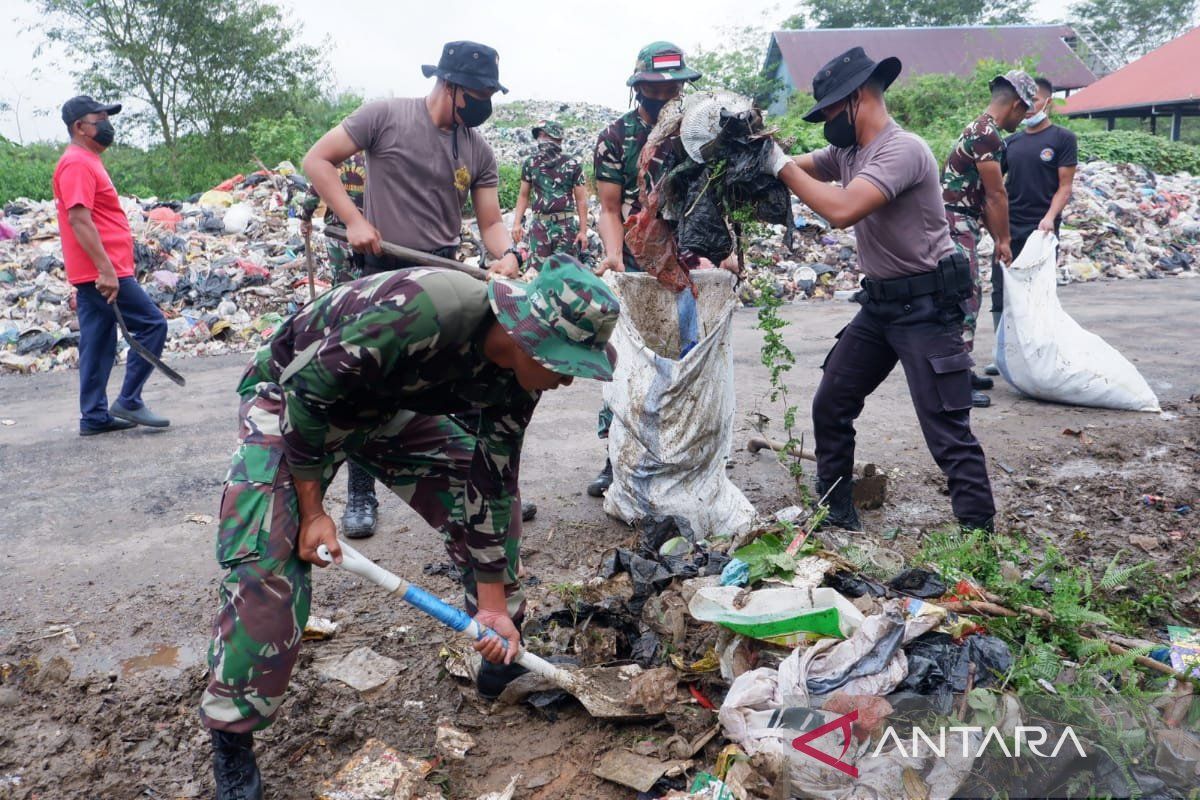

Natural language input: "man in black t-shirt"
[988,76,1077,373]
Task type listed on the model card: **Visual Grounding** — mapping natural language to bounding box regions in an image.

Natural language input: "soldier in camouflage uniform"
[586,41,702,497]
[942,69,1034,408]
[300,152,366,284]
[511,120,588,271]
[200,256,619,799]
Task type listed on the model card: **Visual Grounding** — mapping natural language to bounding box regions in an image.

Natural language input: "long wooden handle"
[324,224,488,282]
[747,436,877,474]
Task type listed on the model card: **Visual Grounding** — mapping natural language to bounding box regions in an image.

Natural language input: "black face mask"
[822,94,858,148]
[538,139,561,154]
[89,119,116,148]
[456,90,493,128]
[637,93,668,123]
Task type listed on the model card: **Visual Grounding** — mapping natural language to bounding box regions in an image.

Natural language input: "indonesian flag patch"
[652,53,682,70]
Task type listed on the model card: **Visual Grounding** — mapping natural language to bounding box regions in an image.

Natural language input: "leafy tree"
[34,0,326,148]
[691,25,784,108]
[1068,0,1198,63]
[783,0,1032,29]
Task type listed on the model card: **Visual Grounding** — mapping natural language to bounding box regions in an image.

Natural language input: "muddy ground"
[1,278,1197,799]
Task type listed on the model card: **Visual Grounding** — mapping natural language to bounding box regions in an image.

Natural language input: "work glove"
[766,142,793,178]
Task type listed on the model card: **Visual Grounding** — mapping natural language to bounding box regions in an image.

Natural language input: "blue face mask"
[1022,100,1050,127]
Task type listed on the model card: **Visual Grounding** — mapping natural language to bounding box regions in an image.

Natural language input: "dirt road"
[1,277,1196,798]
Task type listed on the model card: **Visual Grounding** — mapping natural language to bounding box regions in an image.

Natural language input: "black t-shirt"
[1003,125,1078,233]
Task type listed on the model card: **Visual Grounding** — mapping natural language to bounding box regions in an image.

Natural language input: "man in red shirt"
[54,96,170,435]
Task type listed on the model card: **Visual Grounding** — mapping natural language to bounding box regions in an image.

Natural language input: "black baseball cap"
[421,41,508,94]
[61,95,122,126]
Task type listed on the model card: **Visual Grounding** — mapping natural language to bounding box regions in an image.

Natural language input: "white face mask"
[1023,99,1050,127]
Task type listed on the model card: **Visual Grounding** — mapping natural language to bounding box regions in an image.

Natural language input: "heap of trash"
[737,159,1199,305]
[0,162,494,375]
[479,99,618,165]
[410,504,1200,799]
[2,149,1196,374]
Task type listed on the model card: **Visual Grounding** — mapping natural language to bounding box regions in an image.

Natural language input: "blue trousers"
[75,277,168,430]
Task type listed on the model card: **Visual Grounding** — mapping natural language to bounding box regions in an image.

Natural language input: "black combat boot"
[959,516,995,535]
[971,390,992,408]
[815,477,862,532]
[970,371,994,391]
[341,461,378,539]
[587,457,613,498]
[211,730,263,800]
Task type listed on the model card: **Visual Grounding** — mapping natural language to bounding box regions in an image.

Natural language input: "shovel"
[323,224,488,282]
[317,539,663,720]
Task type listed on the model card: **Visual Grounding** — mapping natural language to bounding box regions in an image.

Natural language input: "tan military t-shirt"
[342,97,498,251]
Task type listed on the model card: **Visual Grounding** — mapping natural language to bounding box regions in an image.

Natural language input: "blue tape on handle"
[402,585,474,632]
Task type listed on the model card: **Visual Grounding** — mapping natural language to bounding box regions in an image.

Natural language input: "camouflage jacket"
[301,152,366,225]
[593,109,668,219]
[521,142,584,215]
[941,113,1005,213]
[238,268,537,576]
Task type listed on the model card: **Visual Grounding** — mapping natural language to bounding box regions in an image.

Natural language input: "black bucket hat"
[802,47,901,122]
[422,41,508,94]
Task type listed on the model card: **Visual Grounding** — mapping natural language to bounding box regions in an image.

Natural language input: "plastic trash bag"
[997,232,1160,411]
[602,271,755,539]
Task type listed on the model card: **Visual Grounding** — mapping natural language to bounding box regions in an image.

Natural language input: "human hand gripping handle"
[317,540,565,678]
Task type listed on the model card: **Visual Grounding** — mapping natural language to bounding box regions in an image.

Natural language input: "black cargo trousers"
[811,274,996,526]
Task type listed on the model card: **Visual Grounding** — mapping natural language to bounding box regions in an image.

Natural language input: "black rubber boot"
[341,461,378,539]
[521,501,537,522]
[815,478,862,532]
[587,458,613,498]
[211,730,263,800]
[959,516,995,535]
[970,372,994,390]
[971,390,992,408]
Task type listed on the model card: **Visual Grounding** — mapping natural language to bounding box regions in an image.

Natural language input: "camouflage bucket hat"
[990,69,1037,108]
[488,254,620,381]
[627,41,702,87]
[531,119,563,140]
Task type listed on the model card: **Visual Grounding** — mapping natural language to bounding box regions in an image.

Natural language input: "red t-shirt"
[53,144,135,285]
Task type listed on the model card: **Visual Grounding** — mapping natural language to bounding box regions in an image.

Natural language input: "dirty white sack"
[998,231,1160,412]
[602,271,755,539]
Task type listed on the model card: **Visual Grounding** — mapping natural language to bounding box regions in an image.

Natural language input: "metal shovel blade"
[319,540,665,720]
[113,304,186,386]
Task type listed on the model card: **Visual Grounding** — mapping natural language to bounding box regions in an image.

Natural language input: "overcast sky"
[3,0,1072,144]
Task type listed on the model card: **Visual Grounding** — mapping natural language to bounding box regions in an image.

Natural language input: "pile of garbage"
[421,507,1200,799]
[480,99,618,166]
[1058,161,1199,281]
[736,160,1199,305]
[0,163,493,375]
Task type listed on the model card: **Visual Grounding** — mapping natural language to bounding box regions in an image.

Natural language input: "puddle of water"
[120,643,182,676]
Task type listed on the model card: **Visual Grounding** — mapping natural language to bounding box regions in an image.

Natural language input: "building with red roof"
[1063,26,1200,140]
[764,25,1098,115]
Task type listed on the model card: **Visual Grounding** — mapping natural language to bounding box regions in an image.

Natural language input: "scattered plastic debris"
[314,646,403,692]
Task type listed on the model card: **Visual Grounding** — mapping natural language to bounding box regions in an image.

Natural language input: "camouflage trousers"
[199,383,524,733]
[326,238,366,285]
[945,209,984,354]
[528,213,579,272]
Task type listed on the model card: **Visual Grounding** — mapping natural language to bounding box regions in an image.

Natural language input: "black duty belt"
[861,251,971,303]
[944,204,981,220]
[533,210,576,222]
